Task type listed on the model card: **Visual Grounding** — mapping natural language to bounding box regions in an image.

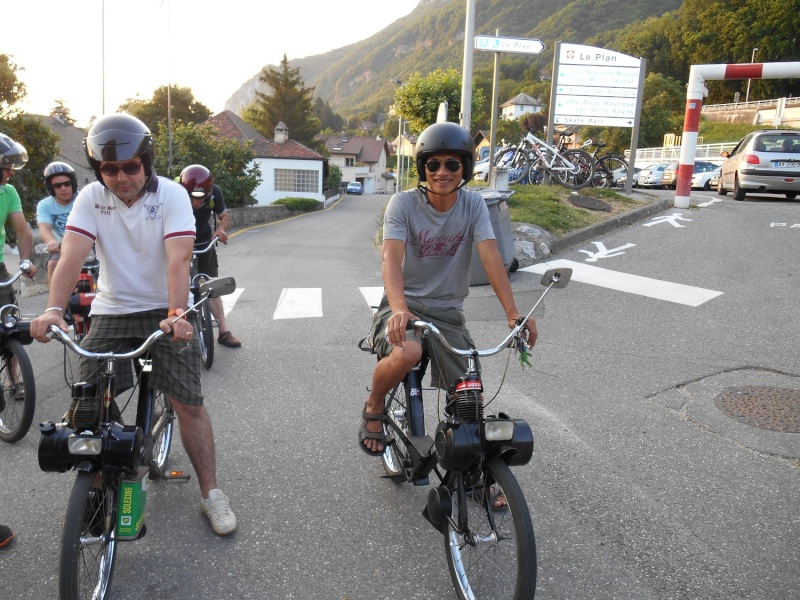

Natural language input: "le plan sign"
[553,43,643,128]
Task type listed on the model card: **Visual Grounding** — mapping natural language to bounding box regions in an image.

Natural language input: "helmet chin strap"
[416,179,468,199]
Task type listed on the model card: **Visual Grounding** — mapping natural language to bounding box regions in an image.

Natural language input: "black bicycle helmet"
[84,113,155,187]
[179,164,213,198]
[0,133,28,170]
[414,122,475,184]
[43,161,78,196]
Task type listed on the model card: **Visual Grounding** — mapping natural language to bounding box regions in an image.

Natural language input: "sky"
[5,0,420,127]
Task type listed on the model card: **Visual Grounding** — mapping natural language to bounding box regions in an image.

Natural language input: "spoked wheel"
[594,155,629,189]
[195,293,214,370]
[445,459,536,600]
[149,389,174,479]
[507,154,531,185]
[555,149,595,189]
[60,470,117,600]
[0,338,36,443]
[381,382,411,481]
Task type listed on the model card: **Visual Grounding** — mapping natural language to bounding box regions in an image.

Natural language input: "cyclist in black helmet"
[359,122,538,474]
[37,161,79,283]
[0,132,38,304]
[30,114,237,536]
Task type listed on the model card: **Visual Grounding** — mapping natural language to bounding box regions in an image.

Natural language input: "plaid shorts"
[368,296,478,391]
[78,309,203,406]
[0,262,17,307]
[196,246,219,278]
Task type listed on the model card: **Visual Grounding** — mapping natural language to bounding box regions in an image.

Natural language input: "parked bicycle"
[581,139,630,189]
[497,118,594,188]
[0,261,36,444]
[191,237,219,370]
[360,267,572,600]
[67,247,100,343]
[37,276,236,600]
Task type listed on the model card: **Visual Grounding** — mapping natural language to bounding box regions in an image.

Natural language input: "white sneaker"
[201,489,237,536]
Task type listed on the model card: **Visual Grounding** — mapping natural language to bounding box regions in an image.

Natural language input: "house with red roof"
[319,134,391,194]
[205,111,327,205]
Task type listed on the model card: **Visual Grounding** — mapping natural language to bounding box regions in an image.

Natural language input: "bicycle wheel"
[0,338,36,443]
[526,158,544,186]
[445,459,536,600]
[149,389,174,479]
[381,382,411,481]
[554,149,595,190]
[196,300,214,370]
[594,155,629,189]
[507,153,531,185]
[60,470,117,600]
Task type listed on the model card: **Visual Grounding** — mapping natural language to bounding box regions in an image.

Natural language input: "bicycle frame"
[380,268,572,526]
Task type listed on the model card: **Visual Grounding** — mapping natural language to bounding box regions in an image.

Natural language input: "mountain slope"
[224,0,681,120]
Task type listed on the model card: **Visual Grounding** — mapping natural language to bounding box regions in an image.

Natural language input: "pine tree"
[245,54,321,149]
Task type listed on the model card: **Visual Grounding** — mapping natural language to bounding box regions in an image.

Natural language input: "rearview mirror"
[200,277,236,298]
[540,268,571,288]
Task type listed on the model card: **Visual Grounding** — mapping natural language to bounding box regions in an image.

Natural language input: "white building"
[205,111,326,206]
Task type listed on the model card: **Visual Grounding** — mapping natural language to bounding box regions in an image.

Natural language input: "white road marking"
[272,288,323,319]
[578,241,636,262]
[359,287,384,313]
[697,198,722,207]
[521,259,723,306]
[643,213,692,227]
[221,288,244,316]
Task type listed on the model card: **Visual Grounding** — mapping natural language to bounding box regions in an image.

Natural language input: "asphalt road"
[1,190,798,599]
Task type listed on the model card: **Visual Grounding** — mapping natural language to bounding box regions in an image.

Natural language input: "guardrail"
[625,142,737,168]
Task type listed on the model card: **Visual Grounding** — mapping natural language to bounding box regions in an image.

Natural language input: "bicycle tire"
[381,382,411,481]
[59,470,117,600]
[554,149,595,190]
[507,153,531,185]
[0,337,36,443]
[197,299,214,370]
[445,459,536,600]
[594,155,629,189]
[149,389,174,479]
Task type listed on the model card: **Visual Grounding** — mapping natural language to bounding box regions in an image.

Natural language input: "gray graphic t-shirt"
[383,187,495,310]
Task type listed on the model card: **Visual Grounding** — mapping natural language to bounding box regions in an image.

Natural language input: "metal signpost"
[475,34,545,185]
[548,42,647,193]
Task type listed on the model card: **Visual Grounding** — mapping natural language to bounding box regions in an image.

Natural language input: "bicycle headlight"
[68,432,103,455]
[483,420,515,441]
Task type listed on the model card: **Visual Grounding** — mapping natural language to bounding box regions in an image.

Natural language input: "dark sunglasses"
[99,162,142,177]
[52,181,73,189]
[425,159,462,173]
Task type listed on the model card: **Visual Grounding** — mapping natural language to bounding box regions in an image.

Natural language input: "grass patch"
[505,184,645,237]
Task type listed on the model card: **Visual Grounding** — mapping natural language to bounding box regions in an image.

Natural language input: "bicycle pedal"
[163,469,192,482]
[413,476,430,487]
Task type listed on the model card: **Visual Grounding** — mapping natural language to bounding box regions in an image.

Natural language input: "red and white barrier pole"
[674,61,800,208]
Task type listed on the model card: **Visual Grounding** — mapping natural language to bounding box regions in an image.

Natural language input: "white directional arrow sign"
[475,35,544,55]
[578,241,636,262]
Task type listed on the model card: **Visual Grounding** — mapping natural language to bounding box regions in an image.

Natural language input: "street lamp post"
[745,47,759,104]
[391,79,405,192]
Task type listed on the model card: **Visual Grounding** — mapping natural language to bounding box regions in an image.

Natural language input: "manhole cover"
[714,386,800,432]
[568,195,612,211]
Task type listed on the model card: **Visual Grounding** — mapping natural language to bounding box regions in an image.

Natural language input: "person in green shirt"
[0,132,38,305]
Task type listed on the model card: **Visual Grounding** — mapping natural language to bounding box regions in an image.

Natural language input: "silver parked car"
[718,130,800,201]
[638,162,670,188]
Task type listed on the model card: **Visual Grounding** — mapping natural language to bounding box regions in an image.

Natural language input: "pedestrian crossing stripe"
[273,288,323,319]
[359,287,384,313]
[521,259,723,306]
[221,288,244,316]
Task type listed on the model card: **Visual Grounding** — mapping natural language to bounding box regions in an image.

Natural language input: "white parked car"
[473,159,490,182]
[691,165,721,190]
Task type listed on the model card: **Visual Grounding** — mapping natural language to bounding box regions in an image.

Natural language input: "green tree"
[153,122,260,207]
[327,163,342,192]
[0,54,27,116]
[118,85,212,135]
[314,97,344,133]
[392,68,484,134]
[243,54,321,150]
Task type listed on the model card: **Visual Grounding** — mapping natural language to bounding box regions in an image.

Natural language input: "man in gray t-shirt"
[359,122,539,457]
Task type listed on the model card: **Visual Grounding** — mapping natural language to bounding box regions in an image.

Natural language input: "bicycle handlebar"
[0,262,32,287]
[402,268,573,358]
[193,236,219,256]
[48,324,165,361]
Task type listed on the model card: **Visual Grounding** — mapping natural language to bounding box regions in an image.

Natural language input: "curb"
[546,197,672,256]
